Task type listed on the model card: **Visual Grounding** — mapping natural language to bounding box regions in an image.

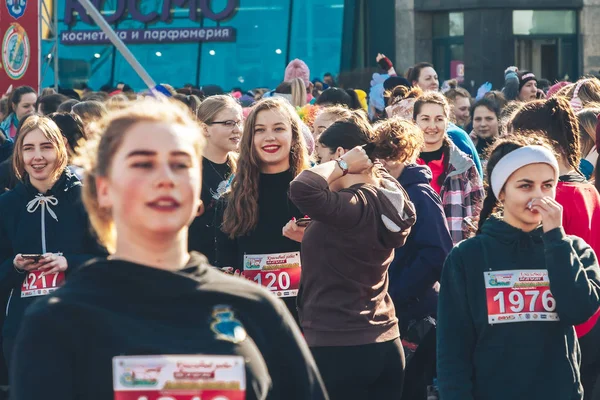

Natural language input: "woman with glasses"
[188,95,243,265]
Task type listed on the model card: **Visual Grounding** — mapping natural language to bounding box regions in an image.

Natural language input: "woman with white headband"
[437,133,600,400]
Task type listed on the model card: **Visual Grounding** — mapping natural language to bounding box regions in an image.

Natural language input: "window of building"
[433,12,464,82]
[513,10,577,36]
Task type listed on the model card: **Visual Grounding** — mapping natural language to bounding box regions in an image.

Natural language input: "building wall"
[396,0,598,90]
[582,0,600,75]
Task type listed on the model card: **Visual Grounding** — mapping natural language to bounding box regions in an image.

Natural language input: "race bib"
[113,355,246,400]
[243,252,301,297]
[21,270,65,298]
[485,269,559,324]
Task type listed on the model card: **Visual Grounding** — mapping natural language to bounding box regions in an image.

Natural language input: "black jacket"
[11,253,328,400]
[0,169,107,338]
[0,156,17,193]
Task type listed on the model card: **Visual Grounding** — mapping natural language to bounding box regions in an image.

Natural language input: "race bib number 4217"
[21,270,65,298]
[485,269,559,324]
[243,252,301,297]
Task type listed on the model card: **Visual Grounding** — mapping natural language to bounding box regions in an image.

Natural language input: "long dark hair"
[510,97,580,171]
[477,132,558,234]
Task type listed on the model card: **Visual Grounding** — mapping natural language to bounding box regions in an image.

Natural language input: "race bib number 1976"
[485,269,559,324]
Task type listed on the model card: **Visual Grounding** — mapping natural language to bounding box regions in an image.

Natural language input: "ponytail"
[477,186,499,234]
[476,132,559,234]
[545,97,581,170]
[510,97,581,171]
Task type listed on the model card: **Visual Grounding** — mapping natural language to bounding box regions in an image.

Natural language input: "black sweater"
[215,170,304,322]
[215,170,303,269]
[0,170,107,338]
[11,253,328,400]
[188,157,233,264]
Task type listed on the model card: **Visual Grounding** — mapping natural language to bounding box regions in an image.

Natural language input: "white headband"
[490,145,559,198]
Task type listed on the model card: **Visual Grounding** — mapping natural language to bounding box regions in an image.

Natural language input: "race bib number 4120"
[243,252,301,297]
[485,269,559,324]
[113,355,246,400]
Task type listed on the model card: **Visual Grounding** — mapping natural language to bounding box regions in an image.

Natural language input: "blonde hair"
[275,79,307,107]
[72,101,108,125]
[13,115,69,182]
[105,94,130,111]
[315,105,354,122]
[197,95,242,171]
[80,98,205,253]
[577,107,600,157]
[222,97,310,238]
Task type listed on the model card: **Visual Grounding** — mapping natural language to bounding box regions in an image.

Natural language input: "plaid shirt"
[440,144,484,245]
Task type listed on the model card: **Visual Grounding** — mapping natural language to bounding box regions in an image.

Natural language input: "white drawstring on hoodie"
[26,194,58,254]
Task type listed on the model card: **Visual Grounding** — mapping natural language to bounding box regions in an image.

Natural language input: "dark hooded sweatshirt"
[437,216,600,400]
[289,168,417,347]
[389,164,452,326]
[11,253,328,400]
[0,170,107,339]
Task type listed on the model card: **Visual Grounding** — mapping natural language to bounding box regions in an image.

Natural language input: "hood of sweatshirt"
[18,168,82,199]
[398,163,432,188]
[447,141,476,177]
[372,166,417,249]
[480,214,544,246]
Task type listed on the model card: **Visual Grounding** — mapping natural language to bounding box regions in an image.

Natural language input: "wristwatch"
[336,158,349,176]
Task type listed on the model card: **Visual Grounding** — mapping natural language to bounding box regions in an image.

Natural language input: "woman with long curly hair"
[216,97,310,323]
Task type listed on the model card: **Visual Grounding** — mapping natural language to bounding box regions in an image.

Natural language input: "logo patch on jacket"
[210,305,247,344]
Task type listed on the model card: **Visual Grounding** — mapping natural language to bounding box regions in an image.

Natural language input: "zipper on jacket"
[5,289,13,316]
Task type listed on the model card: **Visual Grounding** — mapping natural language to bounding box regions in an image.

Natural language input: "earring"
[196,201,205,217]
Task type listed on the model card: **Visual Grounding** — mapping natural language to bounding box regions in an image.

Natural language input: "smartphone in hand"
[295,218,312,227]
[22,254,42,263]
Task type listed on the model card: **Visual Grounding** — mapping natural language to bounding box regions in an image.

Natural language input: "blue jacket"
[389,164,453,325]
[0,170,107,338]
[447,123,483,177]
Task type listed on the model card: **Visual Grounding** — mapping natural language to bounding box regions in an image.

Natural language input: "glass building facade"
[41,0,345,91]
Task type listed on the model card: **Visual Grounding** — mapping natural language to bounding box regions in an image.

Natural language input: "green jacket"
[437,216,600,400]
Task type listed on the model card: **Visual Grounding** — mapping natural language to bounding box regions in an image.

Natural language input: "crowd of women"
[0,56,598,400]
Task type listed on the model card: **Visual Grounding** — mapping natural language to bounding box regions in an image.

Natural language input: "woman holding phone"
[10,99,327,399]
[0,115,106,369]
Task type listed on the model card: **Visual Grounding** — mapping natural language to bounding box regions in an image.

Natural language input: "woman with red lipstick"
[217,97,311,323]
[0,115,106,371]
[188,95,243,265]
[10,99,328,400]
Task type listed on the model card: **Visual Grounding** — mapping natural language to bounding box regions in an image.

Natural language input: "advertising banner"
[0,0,40,93]
[61,0,238,45]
